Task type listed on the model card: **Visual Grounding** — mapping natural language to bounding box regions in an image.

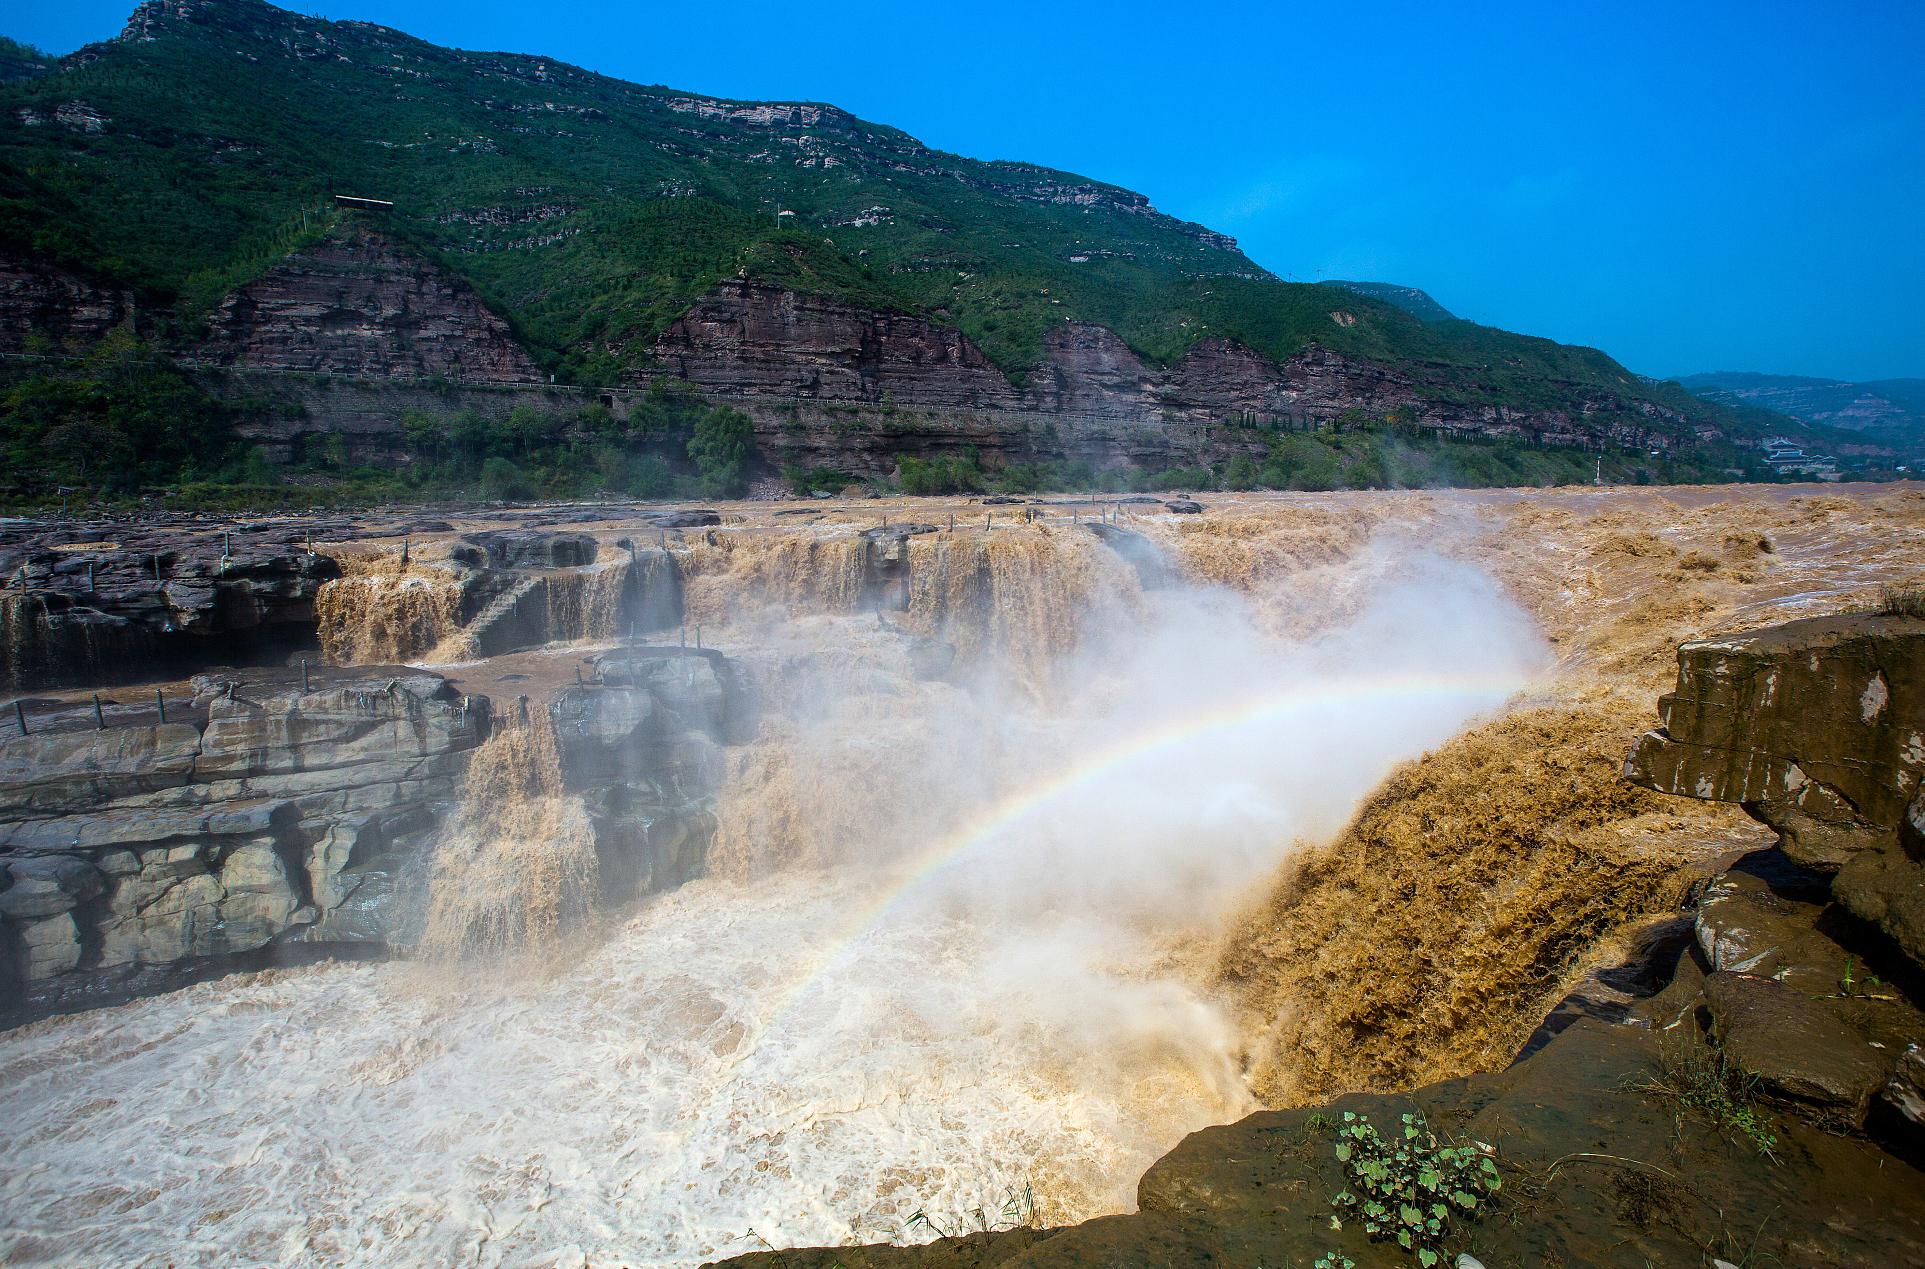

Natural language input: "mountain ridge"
[0,0,1899,501]
[1679,371,1925,449]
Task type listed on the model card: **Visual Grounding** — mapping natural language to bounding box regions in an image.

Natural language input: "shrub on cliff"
[687,407,754,498]
[898,453,986,495]
[0,327,238,498]
[479,456,533,501]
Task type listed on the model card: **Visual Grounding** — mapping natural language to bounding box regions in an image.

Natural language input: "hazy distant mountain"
[1678,372,1925,447]
[1328,281,1456,323]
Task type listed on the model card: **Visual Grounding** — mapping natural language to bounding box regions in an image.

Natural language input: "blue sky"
[10,1,1924,381]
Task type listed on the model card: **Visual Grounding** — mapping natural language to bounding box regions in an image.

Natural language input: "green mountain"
[1678,372,1925,449]
[0,2,1745,408]
[0,0,1897,505]
[1329,280,1456,323]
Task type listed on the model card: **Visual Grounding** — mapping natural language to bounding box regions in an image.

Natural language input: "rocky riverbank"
[0,641,746,1023]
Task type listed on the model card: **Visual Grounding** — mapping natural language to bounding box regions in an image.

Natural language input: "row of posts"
[8,656,321,736]
[5,524,324,596]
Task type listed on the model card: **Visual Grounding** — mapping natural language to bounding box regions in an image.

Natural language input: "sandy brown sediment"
[1180,485,1925,1101]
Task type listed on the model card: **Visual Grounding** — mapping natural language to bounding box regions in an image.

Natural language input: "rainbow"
[739,664,1538,1043]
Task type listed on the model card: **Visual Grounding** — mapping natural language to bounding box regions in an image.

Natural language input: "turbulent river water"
[0,530,1546,1267]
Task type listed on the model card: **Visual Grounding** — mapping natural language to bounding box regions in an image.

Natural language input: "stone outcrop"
[0,668,486,1020]
[1625,613,1925,963]
[549,646,747,904]
[0,525,338,690]
[196,228,542,383]
[0,639,749,1022]
[0,250,132,354]
[1624,612,1925,1134]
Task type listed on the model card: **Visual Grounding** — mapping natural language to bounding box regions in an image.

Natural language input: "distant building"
[333,194,394,211]
[1762,436,1840,480]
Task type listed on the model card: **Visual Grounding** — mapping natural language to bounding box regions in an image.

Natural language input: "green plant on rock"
[1636,1039,1779,1160]
[1314,1252,1357,1269]
[1327,1111,1499,1267]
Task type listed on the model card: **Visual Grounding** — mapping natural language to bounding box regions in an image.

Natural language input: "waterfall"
[418,714,600,961]
[315,549,467,665]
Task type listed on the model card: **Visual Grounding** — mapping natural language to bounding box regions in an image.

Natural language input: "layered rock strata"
[197,228,541,383]
[0,526,338,690]
[1625,613,1925,965]
[0,250,131,354]
[0,642,746,1023]
[549,646,747,905]
[0,668,486,1020]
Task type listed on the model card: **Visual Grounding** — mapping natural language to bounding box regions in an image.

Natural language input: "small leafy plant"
[1314,1253,1357,1269]
[1327,1111,1499,1266]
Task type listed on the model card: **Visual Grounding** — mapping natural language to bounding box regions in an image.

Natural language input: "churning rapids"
[0,526,1547,1267]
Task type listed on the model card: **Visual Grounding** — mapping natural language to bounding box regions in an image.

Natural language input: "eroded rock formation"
[0,526,338,690]
[196,228,542,382]
[650,280,1695,474]
[0,638,746,1022]
[0,669,485,1018]
[0,249,131,354]
[1626,613,1925,964]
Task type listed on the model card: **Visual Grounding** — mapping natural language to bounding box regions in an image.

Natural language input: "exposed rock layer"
[197,228,541,382]
[1626,613,1925,963]
[0,249,131,354]
[0,668,484,1019]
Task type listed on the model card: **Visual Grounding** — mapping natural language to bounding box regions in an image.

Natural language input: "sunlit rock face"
[196,228,543,383]
[0,673,483,1018]
[1625,613,1925,964]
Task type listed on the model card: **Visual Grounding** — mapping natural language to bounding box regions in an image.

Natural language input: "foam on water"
[0,540,1548,1267]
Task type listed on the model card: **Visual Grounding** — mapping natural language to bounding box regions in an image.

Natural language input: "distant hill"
[1678,372,1925,448]
[0,35,51,84]
[1329,280,1456,323]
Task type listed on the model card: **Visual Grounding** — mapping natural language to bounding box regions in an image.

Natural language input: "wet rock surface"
[0,667,486,1021]
[0,526,338,690]
[1627,613,1925,967]
[547,647,746,904]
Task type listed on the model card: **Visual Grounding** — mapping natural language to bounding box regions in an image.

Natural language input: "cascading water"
[418,716,600,962]
[315,547,468,664]
[0,521,1548,1268]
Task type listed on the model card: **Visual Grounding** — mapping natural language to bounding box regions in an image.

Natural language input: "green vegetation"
[0,327,244,495]
[897,451,987,495]
[780,464,854,497]
[0,0,1822,455]
[1635,1039,1779,1160]
[1326,1111,1500,1266]
[0,344,755,507]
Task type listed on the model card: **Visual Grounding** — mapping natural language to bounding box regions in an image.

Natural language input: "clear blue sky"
[10,0,1924,382]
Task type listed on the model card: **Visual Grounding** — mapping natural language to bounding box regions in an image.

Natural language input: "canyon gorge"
[0,485,1921,1266]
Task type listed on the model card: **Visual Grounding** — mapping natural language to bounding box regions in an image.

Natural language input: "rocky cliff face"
[0,669,485,1019]
[196,228,541,383]
[649,281,1695,473]
[0,639,744,1023]
[6,248,1698,476]
[1625,612,1925,1136]
[1625,613,1925,963]
[0,526,338,691]
[0,250,131,354]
